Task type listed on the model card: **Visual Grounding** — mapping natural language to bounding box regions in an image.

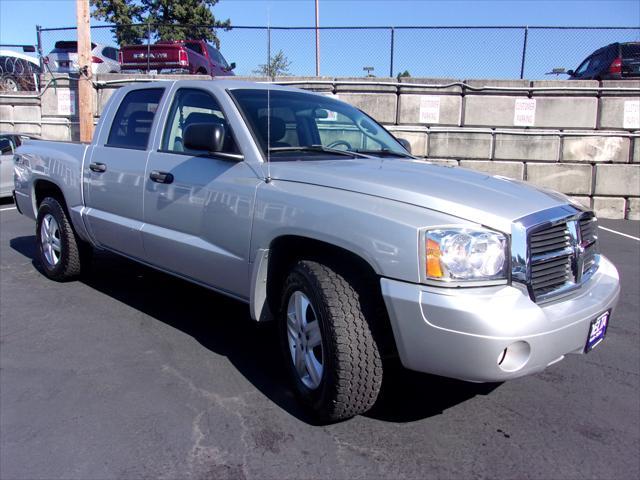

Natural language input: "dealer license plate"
[585,310,610,352]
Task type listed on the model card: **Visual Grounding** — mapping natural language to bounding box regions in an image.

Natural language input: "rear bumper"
[381,256,620,382]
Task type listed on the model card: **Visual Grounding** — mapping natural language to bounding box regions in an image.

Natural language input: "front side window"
[229,88,409,160]
[206,45,229,68]
[106,88,164,150]
[162,88,238,154]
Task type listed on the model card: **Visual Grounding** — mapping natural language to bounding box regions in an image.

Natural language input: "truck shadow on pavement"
[11,235,500,425]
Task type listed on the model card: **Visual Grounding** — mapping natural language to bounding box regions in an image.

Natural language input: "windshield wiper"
[267,145,368,158]
[352,148,414,158]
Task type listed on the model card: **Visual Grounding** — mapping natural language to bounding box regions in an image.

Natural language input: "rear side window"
[185,43,203,55]
[107,88,164,150]
[102,47,118,61]
[621,44,640,58]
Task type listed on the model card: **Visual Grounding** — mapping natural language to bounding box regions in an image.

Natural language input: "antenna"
[266,5,272,183]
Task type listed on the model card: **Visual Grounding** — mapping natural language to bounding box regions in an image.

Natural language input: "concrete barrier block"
[399,77,462,93]
[600,80,640,96]
[593,197,626,219]
[627,198,640,220]
[428,132,491,159]
[459,160,525,180]
[14,123,41,136]
[391,131,427,156]
[595,164,640,196]
[599,98,640,130]
[464,79,530,95]
[526,163,592,195]
[463,95,516,127]
[274,76,335,92]
[494,134,559,161]
[13,105,41,123]
[398,94,461,125]
[534,97,597,129]
[562,136,630,163]
[335,78,397,93]
[41,123,71,141]
[0,105,12,122]
[335,93,397,124]
[569,196,592,209]
[531,80,599,96]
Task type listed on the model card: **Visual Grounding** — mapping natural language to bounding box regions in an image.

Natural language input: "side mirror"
[396,137,412,154]
[566,69,575,76]
[228,62,236,70]
[0,138,14,155]
[184,123,226,153]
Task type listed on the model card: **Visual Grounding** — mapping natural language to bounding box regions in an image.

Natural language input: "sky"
[0,0,638,78]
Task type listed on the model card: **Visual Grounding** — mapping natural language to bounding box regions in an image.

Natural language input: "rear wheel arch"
[33,179,67,215]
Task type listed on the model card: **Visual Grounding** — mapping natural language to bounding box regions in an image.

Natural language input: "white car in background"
[44,41,120,74]
[0,132,38,198]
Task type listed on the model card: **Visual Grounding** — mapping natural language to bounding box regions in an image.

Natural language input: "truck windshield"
[229,88,411,160]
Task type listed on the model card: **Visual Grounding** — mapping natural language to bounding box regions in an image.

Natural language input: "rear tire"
[36,197,91,281]
[279,260,383,422]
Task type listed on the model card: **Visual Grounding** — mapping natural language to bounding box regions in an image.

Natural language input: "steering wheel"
[326,140,352,151]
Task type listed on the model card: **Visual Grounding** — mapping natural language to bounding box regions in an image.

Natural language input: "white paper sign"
[623,100,640,130]
[57,89,76,116]
[419,96,441,124]
[514,98,536,127]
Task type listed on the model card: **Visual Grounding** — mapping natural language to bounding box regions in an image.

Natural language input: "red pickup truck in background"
[119,40,235,76]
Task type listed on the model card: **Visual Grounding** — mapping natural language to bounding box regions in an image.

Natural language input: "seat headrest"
[257,116,286,144]
[127,110,154,135]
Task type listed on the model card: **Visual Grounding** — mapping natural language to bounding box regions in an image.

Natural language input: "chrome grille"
[529,222,573,298]
[512,207,601,303]
[580,216,598,275]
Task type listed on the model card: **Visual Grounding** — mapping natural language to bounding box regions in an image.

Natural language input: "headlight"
[424,228,508,284]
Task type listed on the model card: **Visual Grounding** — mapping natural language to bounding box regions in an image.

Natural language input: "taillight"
[118,51,123,64]
[91,56,104,63]
[609,57,622,75]
[178,49,188,66]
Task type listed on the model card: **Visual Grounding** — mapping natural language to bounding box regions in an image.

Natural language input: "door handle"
[89,162,107,173]
[150,170,174,184]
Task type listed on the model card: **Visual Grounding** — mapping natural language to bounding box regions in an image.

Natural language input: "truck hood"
[267,158,578,233]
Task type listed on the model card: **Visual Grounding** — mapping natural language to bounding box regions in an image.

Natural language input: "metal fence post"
[146,22,152,73]
[389,27,395,78]
[520,26,529,79]
[36,25,44,70]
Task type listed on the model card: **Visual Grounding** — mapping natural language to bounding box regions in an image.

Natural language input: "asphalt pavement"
[1,199,638,480]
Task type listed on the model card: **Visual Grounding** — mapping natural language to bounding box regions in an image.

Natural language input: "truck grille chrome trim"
[511,205,600,303]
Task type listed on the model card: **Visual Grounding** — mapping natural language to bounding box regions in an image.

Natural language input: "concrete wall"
[1,74,639,219]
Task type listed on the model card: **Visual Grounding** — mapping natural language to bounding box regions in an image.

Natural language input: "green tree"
[91,0,231,47]
[252,50,292,78]
[397,70,411,80]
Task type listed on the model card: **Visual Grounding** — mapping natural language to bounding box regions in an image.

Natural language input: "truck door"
[142,87,260,299]
[84,87,166,259]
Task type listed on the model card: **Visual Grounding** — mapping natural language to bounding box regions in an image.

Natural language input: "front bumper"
[381,256,620,382]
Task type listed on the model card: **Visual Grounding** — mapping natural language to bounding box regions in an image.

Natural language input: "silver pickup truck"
[13,80,620,421]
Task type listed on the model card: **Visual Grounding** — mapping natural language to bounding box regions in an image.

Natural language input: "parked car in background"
[0,49,41,91]
[567,42,640,80]
[119,40,235,76]
[44,41,120,74]
[0,132,38,198]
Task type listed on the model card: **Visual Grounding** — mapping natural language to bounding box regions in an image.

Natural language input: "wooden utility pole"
[76,0,94,141]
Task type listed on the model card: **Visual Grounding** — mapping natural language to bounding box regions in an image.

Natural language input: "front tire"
[36,197,90,281]
[279,260,383,422]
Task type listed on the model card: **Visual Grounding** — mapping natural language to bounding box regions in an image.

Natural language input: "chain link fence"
[33,24,640,80]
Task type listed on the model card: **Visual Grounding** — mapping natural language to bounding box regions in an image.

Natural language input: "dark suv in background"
[568,42,640,80]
